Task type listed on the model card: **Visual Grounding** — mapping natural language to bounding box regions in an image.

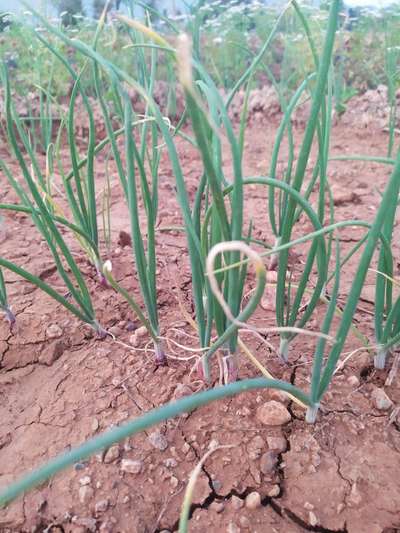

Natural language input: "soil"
[1,108,400,533]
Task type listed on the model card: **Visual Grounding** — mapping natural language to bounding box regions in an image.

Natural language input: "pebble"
[173,383,193,400]
[266,436,287,453]
[164,458,178,468]
[245,491,261,510]
[130,326,148,347]
[123,495,130,504]
[231,495,244,510]
[46,324,63,339]
[256,401,291,426]
[239,516,250,528]
[91,419,100,433]
[120,459,143,474]
[269,389,290,406]
[78,485,94,504]
[104,445,120,463]
[79,476,92,486]
[309,511,318,527]
[148,431,168,451]
[247,435,265,460]
[181,443,191,454]
[108,325,121,337]
[95,499,109,513]
[371,388,393,411]
[268,485,280,497]
[347,375,360,387]
[227,523,241,533]
[170,476,179,488]
[260,451,279,475]
[210,501,224,513]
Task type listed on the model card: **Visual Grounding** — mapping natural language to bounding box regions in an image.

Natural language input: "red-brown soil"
[1,114,400,533]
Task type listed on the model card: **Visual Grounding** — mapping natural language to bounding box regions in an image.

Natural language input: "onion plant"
[0,63,104,336]
[267,0,339,362]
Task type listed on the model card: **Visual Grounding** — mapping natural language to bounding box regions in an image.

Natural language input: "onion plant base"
[279,337,290,363]
[305,404,320,424]
[374,346,389,370]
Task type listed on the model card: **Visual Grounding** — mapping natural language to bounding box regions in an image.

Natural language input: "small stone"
[104,445,120,463]
[247,435,265,460]
[108,325,121,337]
[269,389,290,405]
[245,491,261,510]
[92,419,99,433]
[210,501,224,513]
[208,439,219,450]
[78,485,94,504]
[130,326,148,347]
[123,495,130,504]
[337,503,345,514]
[164,458,178,468]
[181,443,190,454]
[239,515,250,528]
[39,341,64,365]
[256,401,291,426]
[170,476,179,488]
[148,431,168,451]
[260,451,279,475]
[46,324,63,339]
[266,436,287,453]
[347,375,360,387]
[121,459,143,474]
[227,523,241,533]
[231,495,244,510]
[309,511,318,526]
[79,476,91,486]
[174,383,192,400]
[73,517,97,532]
[268,485,280,497]
[304,502,314,510]
[95,499,109,513]
[371,388,393,411]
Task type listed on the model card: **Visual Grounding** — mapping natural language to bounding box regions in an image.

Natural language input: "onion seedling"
[0,63,104,337]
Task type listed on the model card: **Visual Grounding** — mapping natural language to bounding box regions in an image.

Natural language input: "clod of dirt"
[347,375,360,388]
[267,484,280,497]
[120,458,143,474]
[95,499,109,514]
[230,495,244,510]
[79,476,91,486]
[333,191,362,207]
[210,501,225,514]
[45,323,63,339]
[260,450,279,475]
[130,326,148,347]
[266,435,287,453]
[371,388,393,411]
[103,445,120,463]
[309,511,318,527]
[148,431,168,451]
[256,401,291,426]
[38,340,65,366]
[246,435,266,460]
[71,516,97,532]
[227,523,241,533]
[118,230,132,247]
[245,491,261,510]
[79,485,94,504]
[239,515,251,528]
